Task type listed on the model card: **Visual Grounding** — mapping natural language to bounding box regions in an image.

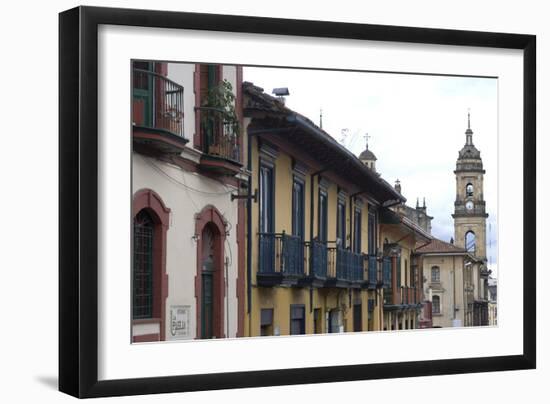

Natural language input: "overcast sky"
[243,66,498,276]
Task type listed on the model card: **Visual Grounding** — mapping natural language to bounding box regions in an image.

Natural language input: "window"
[259,163,275,273]
[466,183,474,197]
[353,207,362,253]
[337,198,346,247]
[290,305,305,335]
[292,177,305,240]
[260,308,274,336]
[368,210,377,255]
[431,266,440,283]
[133,210,155,319]
[432,295,441,314]
[318,189,328,242]
[465,231,476,254]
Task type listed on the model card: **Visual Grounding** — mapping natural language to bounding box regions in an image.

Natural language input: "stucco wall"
[133,153,239,339]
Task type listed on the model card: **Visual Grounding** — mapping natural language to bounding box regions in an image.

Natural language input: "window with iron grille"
[133,210,154,319]
[431,266,440,283]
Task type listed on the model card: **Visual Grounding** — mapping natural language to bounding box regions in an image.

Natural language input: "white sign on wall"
[170,305,190,339]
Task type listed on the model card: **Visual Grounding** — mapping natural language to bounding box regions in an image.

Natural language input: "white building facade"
[131,62,246,342]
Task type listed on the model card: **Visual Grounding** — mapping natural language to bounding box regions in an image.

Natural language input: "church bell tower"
[452,112,488,261]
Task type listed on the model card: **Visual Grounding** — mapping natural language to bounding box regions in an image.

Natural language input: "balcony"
[384,286,420,311]
[257,232,305,286]
[196,107,242,176]
[300,240,328,287]
[324,246,362,288]
[364,255,379,289]
[382,257,392,288]
[132,69,188,155]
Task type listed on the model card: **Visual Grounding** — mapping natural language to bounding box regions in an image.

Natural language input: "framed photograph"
[59,6,536,398]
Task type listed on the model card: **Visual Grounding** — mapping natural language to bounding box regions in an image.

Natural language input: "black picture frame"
[59,5,536,398]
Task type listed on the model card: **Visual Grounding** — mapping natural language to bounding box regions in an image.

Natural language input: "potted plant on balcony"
[200,79,240,161]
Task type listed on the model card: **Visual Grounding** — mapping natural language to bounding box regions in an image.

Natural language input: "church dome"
[458,143,481,160]
[359,148,377,161]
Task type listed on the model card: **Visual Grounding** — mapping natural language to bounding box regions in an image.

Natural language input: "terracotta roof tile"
[416,238,466,254]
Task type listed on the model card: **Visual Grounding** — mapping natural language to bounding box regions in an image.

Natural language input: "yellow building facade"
[379,210,431,331]
[242,82,406,337]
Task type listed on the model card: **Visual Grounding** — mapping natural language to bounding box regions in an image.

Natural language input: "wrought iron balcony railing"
[132,68,184,137]
[258,232,304,277]
[197,106,240,163]
[366,254,378,287]
[334,248,363,282]
[307,240,328,279]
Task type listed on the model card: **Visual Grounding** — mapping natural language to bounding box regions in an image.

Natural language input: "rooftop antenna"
[319,108,323,129]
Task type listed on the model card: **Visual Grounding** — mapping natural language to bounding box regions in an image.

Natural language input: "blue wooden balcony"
[364,254,379,289]
[382,256,392,288]
[299,240,328,287]
[257,232,305,286]
[325,247,362,288]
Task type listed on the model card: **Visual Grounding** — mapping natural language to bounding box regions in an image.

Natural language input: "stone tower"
[452,112,488,261]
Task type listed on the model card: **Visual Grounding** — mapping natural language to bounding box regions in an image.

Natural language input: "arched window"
[465,231,476,254]
[133,210,155,319]
[432,295,441,314]
[466,183,474,197]
[132,189,170,342]
[431,266,440,283]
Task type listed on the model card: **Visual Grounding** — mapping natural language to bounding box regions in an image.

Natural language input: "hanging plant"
[201,79,240,137]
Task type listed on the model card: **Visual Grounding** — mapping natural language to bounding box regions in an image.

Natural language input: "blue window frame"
[259,162,275,273]
[292,176,305,240]
[353,207,362,253]
[318,189,328,242]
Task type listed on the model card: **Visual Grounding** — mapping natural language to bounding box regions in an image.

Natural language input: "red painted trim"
[133,189,170,341]
[198,157,242,175]
[170,155,240,187]
[236,195,245,337]
[195,205,227,339]
[155,62,168,76]
[133,129,188,151]
[193,64,201,150]
[236,65,244,163]
[133,333,160,343]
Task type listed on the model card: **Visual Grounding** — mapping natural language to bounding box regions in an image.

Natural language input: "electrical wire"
[142,155,235,196]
